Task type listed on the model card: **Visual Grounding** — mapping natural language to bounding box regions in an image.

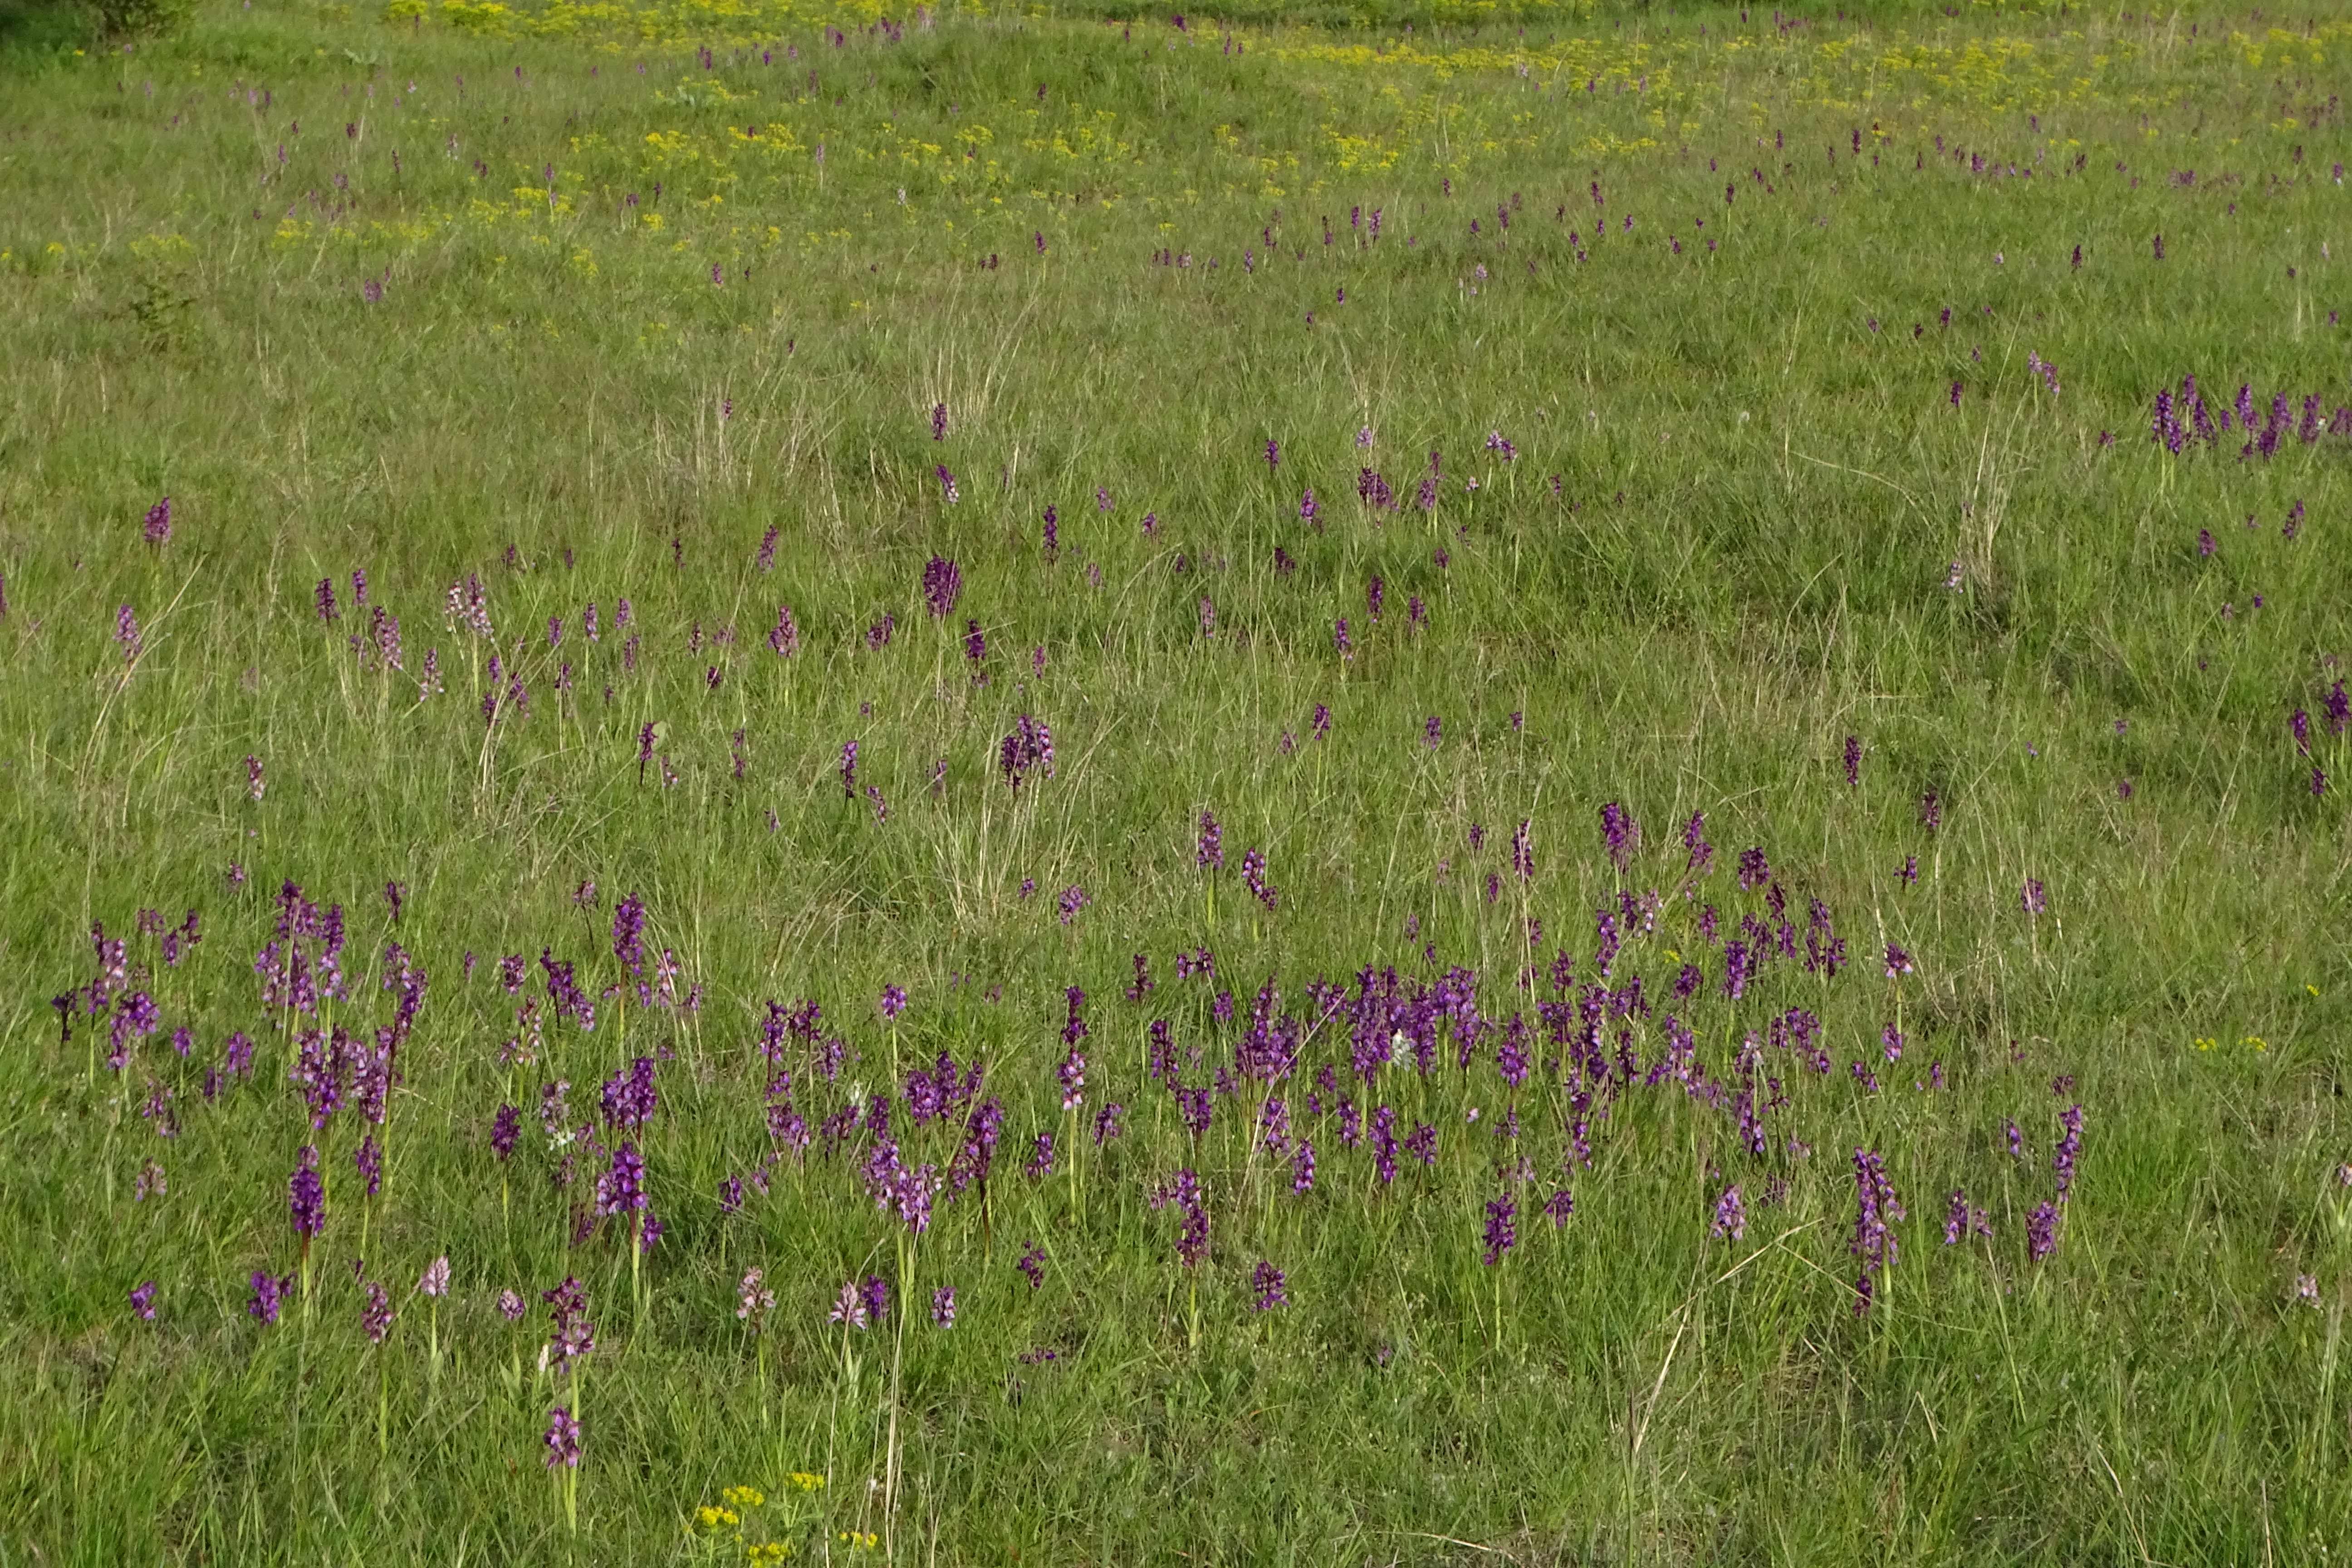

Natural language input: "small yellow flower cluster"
[837,1530,880,1551]
[688,1476,825,1563]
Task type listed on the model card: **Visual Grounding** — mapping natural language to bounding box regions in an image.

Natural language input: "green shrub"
[90,0,192,40]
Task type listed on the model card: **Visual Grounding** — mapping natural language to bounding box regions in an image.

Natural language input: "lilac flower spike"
[828,1278,871,1328]
[130,1280,157,1320]
[1711,1186,1746,1242]
[737,1268,775,1321]
[419,1256,450,1297]
[142,497,172,545]
[361,1280,394,1343]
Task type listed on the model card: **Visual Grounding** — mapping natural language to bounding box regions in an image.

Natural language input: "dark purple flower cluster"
[289,1145,326,1240]
[599,1057,658,1131]
[611,893,646,975]
[1240,848,1278,911]
[543,1276,595,1369]
[1250,1259,1287,1310]
[1149,1169,1210,1267]
[1000,715,1054,793]
[1599,802,1639,873]
[829,1275,884,1328]
[539,949,596,1032]
[921,555,962,617]
[543,1406,582,1469]
[247,1270,290,1325]
[1482,1190,1517,1264]
[2150,375,2346,458]
[1848,1148,1903,1314]
[2026,1201,2060,1263]
[1942,1188,1991,1245]
[2052,1103,2083,1205]
[595,1142,647,1219]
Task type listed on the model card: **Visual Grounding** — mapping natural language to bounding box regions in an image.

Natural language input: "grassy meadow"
[2,0,2352,1558]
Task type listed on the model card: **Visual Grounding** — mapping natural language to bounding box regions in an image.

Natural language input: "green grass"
[3,0,2352,1559]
